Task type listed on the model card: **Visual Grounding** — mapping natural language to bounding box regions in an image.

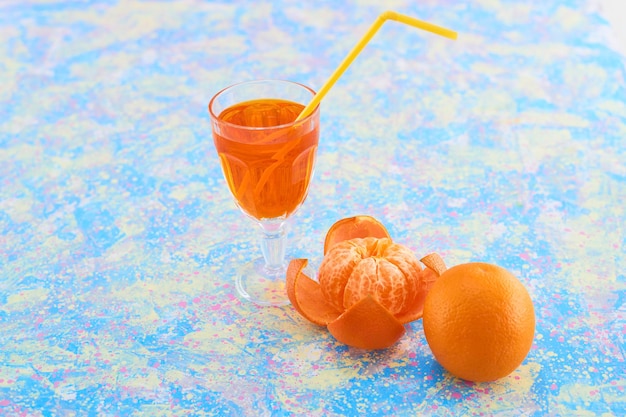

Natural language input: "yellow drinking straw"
[296,10,457,121]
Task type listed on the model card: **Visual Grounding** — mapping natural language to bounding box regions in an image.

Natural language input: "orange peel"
[286,258,341,326]
[323,215,390,254]
[327,295,405,350]
[286,216,447,350]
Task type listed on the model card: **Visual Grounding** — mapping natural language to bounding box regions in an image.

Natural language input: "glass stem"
[259,221,287,271]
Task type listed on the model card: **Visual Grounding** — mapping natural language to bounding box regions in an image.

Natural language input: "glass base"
[235,257,317,307]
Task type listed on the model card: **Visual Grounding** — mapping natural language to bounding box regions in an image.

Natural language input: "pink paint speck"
[451,392,462,400]
[178,301,187,308]
[0,400,10,406]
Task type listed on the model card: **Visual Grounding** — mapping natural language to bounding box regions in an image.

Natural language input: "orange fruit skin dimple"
[423,262,536,382]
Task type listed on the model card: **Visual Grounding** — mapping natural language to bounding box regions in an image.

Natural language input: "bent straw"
[295,10,457,121]
[240,12,456,208]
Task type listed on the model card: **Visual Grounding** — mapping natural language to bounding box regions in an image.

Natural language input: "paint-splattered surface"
[1,0,625,415]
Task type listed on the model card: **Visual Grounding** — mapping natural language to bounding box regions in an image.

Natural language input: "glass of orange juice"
[208,80,320,306]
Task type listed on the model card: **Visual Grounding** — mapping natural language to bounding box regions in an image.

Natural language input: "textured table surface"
[1,0,625,415]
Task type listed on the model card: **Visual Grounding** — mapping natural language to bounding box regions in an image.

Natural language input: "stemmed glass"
[208,80,320,306]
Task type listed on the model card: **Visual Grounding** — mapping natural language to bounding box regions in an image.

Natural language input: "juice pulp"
[213,98,319,220]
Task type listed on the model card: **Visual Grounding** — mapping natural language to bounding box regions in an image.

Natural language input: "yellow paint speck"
[6,288,49,309]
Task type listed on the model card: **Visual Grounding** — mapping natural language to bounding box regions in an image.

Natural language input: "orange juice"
[212,98,319,220]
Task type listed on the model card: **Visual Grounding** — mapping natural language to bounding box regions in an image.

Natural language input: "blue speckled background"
[1,0,624,415]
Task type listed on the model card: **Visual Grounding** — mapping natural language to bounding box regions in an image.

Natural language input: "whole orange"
[422,262,535,382]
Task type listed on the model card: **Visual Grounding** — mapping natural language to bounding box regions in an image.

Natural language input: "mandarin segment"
[394,257,444,324]
[343,257,409,315]
[318,240,363,310]
[383,244,424,313]
[393,252,447,323]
